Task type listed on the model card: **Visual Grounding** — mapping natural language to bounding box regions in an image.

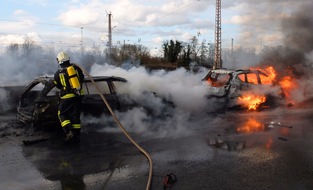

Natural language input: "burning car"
[17,76,130,129]
[202,68,284,110]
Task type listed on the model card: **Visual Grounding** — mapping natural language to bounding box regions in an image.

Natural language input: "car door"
[32,81,60,127]
[205,72,231,97]
[228,71,263,99]
[17,80,43,124]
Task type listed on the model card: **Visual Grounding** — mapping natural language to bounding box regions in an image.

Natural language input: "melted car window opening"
[208,73,230,87]
[259,74,270,85]
[113,81,128,94]
[246,73,258,84]
[31,83,45,91]
[21,82,45,107]
[237,74,246,82]
[47,87,60,96]
[238,74,253,84]
[83,81,110,94]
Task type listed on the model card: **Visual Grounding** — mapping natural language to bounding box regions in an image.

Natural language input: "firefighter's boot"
[63,126,74,142]
[72,128,81,144]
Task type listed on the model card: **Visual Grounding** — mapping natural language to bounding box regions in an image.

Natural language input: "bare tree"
[21,37,36,57]
[5,43,19,57]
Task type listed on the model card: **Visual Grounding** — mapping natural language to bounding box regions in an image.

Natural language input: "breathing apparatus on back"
[56,52,81,91]
[66,65,81,90]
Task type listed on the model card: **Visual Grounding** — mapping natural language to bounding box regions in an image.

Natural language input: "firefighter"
[54,52,84,143]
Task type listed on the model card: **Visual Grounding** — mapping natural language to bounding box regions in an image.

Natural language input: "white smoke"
[305,50,313,67]
[0,88,10,113]
[90,63,210,112]
[82,63,222,138]
[290,78,313,104]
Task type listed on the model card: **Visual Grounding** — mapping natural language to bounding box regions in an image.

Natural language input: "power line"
[114,0,202,47]
[0,1,205,50]
[0,0,202,36]
[0,19,103,31]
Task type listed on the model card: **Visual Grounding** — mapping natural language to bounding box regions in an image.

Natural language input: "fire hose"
[75,64,153,190]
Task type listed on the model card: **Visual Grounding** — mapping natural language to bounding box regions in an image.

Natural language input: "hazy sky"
[0,0,312,55]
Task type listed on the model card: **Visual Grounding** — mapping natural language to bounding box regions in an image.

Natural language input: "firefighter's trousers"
[58,96,82,135]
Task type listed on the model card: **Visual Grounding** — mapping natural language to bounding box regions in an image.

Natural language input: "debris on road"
[163,173,177,189]
[278,137,288,141]
[23,138,49,146]
[268,121,293,129]
[208,138,246,151]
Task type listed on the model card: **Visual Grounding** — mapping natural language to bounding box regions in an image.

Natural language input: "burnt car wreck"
[202,69,284,110]
[17,75,175,130]
[17,76,129,129]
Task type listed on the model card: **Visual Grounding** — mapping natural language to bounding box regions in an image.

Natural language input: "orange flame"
[279,75,297,105]
[242,66,299,108]
[238,94,266,110]
[237,118,265,133]
[279,76,295,89]
[250,66,277,84]
[263,66,277,84]
[237,66,275,110]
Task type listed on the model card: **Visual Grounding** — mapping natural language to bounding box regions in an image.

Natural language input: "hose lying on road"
[75,64,153,190]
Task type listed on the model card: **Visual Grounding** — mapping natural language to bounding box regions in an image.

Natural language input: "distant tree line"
[107,36,216,71]
[2,36,264,74]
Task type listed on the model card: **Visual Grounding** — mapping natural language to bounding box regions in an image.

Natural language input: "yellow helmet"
[56,52,70,64]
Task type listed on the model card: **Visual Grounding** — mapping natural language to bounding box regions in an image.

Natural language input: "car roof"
[208,68,268,77]
[34,75,127,83]
[209,69,235,74]
[85,76,127,83]
[234,69,268,77]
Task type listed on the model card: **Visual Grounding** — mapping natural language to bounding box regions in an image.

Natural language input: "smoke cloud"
[82,63,225,138]
[281,4,313,53]
[0,88,10,113]
[90,64,209,111]
[258,3,313,103]
[234,0,313,49]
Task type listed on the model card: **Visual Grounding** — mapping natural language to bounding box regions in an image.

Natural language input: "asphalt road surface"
[1,104,313,190]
